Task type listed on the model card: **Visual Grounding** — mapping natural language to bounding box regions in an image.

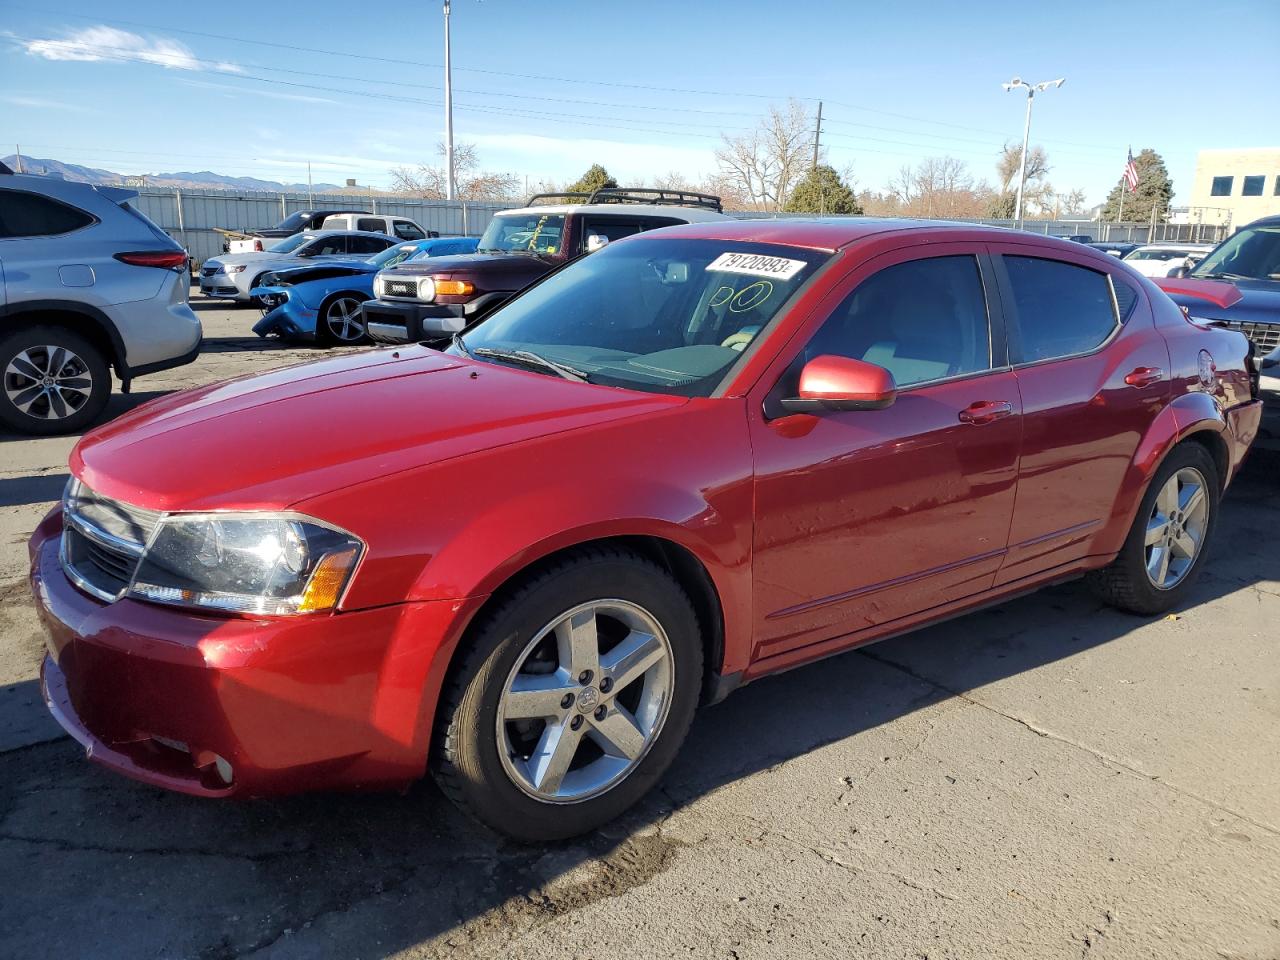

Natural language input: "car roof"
[1241,214,1280,229]
[496,204,728,222]
[627,216,1043,252]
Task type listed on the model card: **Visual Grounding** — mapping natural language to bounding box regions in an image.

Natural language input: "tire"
[0,326,111,436]
[432,546,703,842]
[1087,442,1220,615]
[246,273,273,310]
[316,293,371,346]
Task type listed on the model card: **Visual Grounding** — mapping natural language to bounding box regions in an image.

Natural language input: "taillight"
[115,250,188,271]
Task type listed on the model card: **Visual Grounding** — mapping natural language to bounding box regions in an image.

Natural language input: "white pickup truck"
[226,213,432,253]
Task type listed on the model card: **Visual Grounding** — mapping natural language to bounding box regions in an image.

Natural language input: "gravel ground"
[1,293,1277,960]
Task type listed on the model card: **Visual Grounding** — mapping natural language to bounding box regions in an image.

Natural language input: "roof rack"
[521,187,723,213]
[587,188,723,212]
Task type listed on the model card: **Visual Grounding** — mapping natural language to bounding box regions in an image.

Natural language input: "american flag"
[1123,148,1139,192]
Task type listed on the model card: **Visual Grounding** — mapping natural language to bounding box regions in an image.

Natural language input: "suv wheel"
[0,326,110,435]
[1087,442,1219,614]
[433,547,703,842]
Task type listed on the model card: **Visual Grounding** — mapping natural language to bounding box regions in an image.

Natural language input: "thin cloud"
[177,78,335,105]
[23,26,241,73]
[1,94,92,113]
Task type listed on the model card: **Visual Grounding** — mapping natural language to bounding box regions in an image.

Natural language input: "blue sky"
[2,0,1277,204]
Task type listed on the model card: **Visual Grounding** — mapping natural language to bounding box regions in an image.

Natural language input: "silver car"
[199,230,398,302]
[0,167,201,435]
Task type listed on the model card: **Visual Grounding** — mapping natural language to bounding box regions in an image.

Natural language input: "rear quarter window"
[1003,256,1119,363]
[0,189,97,238]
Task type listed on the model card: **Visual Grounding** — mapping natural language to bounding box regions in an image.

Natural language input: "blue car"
[251,235,479,345]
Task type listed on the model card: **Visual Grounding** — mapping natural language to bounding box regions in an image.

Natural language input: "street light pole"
[443,0,456,202]
[1002,76,1064,231]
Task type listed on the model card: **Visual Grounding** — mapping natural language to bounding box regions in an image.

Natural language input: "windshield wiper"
[473,347,589,382]
[1196,271,1251,280]
[451,333,474,359]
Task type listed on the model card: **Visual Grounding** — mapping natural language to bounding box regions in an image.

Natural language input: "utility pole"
[443,0,456,201]
[811,101,823,170]
[14,144,23,173]
[307,162,314,208]
[1002,77,1065,230]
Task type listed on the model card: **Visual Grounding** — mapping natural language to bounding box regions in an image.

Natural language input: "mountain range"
[2,155,347,193]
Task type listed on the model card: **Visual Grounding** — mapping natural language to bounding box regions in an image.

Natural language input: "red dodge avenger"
[30,219,1261,841]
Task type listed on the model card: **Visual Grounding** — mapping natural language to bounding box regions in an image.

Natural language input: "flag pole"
[1117,177,1125,224]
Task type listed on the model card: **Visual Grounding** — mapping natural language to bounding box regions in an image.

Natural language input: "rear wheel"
[318,293,370,346]
[432,547,703,842]
[0,326,110,435]
[1087,443,1219,614]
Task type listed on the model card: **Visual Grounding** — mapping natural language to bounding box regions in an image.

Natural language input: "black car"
[1156,215,1280,374]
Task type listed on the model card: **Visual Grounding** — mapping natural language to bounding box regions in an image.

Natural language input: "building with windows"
[1187,148,1280,228]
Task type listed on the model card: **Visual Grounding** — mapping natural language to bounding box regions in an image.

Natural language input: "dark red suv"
[30,218,1261,841]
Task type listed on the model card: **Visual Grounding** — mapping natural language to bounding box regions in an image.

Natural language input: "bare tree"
[389,142,518,201]
[715,99,813,211]
[994,140,1054,216]
[887,156,993,218]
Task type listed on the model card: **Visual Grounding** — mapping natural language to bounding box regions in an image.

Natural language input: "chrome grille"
[61,483,159,602]
[200,266,218,277]
[1214,320,1280,355]
[381,278,419,299]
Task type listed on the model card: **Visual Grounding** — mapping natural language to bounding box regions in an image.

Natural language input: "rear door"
[748,244,1022,660]
[988,242,1167,583]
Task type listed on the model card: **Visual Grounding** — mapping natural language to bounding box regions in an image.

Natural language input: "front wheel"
[0,326,111,435]
[1087,443,1219,614]
[432,547,703,842]
[317,293,370,346]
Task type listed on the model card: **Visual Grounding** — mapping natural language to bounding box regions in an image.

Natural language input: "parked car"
[1054,233,1094,243]
[0,169,201,435]
[1122,243,1213,279]
[1086,241,1141,258]
[199,230,398,303]
[250,236,479,345]
[362,188,727,344]
[31,220,1260,841]
[1155,215,1280,373]
[319,213,431,242]
[223,208,369,253]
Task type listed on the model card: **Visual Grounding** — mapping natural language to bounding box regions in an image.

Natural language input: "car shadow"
[0,392,173,446]
[2,447,1276,960]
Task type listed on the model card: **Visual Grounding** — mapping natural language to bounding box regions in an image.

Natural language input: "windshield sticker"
[706,252,807,280]
[729,281,773,312]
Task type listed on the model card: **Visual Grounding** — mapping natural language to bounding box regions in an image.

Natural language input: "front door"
[748,246,1022,661]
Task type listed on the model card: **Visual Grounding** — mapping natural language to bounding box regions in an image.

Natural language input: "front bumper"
[250,287,317,341]
[29,523,469,798]
[363,299,467,344]
[199,270,252,301]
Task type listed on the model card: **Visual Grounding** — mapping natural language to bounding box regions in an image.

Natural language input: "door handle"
[958,400,1014,424]
[1124,366,1165,388]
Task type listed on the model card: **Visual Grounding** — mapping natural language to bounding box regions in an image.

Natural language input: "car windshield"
[267,233,314,254]
[276,211,313,232]
[366,242,419,268]
[453,238,831,397]
[1191,225,1280,281]
[478,213,566,254]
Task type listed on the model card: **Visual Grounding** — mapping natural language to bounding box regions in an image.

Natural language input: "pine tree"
[564,164,618,200]
[783,165,862,214]
[1102,149,1173,223]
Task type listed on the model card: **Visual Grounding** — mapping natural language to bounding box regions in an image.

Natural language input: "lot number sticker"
[706,252,807,280]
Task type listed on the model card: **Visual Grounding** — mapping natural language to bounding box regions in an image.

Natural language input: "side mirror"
[780,355,897,414]
[1168,264,1188,279]
[586,233,609,253]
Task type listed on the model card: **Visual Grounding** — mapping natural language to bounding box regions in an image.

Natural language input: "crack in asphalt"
[854,647,1280,839]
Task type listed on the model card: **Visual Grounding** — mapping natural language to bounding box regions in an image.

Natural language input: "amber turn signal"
[433,280,474,296]
[297,547,360,613]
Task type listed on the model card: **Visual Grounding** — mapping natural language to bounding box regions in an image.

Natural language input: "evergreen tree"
[1101,149,1173,222]
[564,164,618,199]
[783,165,862,214]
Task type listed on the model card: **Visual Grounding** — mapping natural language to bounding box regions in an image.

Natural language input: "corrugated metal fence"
[132,186,1229,266]
[131,188,509,265]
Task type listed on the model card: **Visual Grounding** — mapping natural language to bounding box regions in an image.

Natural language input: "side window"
[581,218,643,250]
[0,190,96,238]
[357,217,385,232]
[802,255,993,388]
[394,221,426,240]
[307,236,348,256]
[1113,277,1140,322]
[349,235,388,254]
[1003,256,1117,363]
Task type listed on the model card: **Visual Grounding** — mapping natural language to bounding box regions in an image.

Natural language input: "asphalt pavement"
[0,293,1277,959]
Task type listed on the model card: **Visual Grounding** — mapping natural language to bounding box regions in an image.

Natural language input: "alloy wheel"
[3,345,95,421]
[325,298,367,342]
[496,599,674,803]
[1144,466,1209,590]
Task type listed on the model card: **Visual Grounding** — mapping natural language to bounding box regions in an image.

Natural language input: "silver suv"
[0,167,201,435]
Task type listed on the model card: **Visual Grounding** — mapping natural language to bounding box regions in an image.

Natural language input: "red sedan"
[29,219,1262,841]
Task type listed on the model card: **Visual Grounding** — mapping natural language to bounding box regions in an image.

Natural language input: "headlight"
[228,264,248,275]
[128,514,362,615]
[417,277,436,301]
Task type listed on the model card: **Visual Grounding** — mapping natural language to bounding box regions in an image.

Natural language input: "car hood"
[383,251,554,278]
[1157,276,1280,323]
[71,347,684,512]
